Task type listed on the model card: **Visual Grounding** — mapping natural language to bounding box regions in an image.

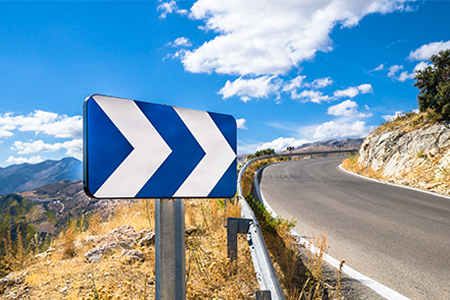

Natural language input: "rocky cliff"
[358,122,450,195]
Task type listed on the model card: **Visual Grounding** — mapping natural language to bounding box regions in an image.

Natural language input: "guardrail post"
[227,217,252,272]
[256,290,271,300]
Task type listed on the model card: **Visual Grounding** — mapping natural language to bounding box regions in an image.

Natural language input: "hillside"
[0,180,96,277]
[287,138,363,153]
[0,157,82,195]
[14,180,95,233]
[347,112,450,196]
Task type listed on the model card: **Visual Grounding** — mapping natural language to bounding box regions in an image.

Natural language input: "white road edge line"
[338,164,450,200]
[254,165,411,300]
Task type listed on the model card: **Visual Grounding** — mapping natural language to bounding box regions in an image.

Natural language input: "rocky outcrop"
[84,225,146,263]
[358,123,450,194]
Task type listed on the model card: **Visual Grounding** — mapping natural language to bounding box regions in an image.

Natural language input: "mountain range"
[278,138,364,154]
[0,157,82,195]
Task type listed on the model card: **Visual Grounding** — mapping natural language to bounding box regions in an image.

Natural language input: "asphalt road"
[259,156,450,300]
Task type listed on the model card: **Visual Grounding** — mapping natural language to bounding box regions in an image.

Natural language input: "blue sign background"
[84,95,237,199]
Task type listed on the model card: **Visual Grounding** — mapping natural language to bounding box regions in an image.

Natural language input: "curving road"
[259,156,450,300]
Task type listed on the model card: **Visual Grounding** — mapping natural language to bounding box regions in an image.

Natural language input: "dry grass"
[2,198,259,299]
[343,151,450,195]
[342,155,385,180]
[304,230,329,299]
[0,226,33,275]
[372,110,440,135]
[185,199,257,299]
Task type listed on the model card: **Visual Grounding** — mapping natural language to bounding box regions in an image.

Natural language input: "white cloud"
[327,100,372,118]
[382,110,405,121]
[170,37,192,47]
[373,64,384,71]
[385,58,431,83]
[236,118,248,130]
[387,63,421,82]
[220,73,373,103]
[0,124,15,138]
[294,90,330,104]
[408,40,450,61]
[413,61,430,72]
[158,1,188,18]
[256,137,310,152]
[62,139,83,160]
[313,120,372,139]
[12,140,62,154]
[183,0,413,76]
[397,71,415,82]
[309,77,333,89]
[388,65,404,78]
[11,139,82,160]
[0,110,82,139]
[282,76,334,101]
[358,83,373,94]
[282,75,306,93]
[334,87,359,99]
[333,84,373,99]
[6,156,43,165]
[219,76,279,102]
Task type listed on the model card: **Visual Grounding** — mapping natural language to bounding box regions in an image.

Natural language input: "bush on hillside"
[246,148,276,160]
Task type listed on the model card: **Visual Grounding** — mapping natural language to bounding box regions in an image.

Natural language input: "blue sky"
[0,0,449,167]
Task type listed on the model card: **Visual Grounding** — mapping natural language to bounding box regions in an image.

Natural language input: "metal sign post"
[155,198,185,300]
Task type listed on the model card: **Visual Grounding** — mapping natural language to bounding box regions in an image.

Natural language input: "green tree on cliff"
[414,49,450,119]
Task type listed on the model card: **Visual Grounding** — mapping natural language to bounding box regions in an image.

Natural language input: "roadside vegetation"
[1,198,259,299]
[341,154,385,180]
[241,154,344,299]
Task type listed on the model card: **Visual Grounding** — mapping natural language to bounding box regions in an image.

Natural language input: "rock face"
[358,123,450,194]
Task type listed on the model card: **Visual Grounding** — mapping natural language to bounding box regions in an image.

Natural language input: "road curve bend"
[259,156,450,300]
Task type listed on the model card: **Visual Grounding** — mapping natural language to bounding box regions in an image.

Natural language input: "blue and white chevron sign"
[83,95,237,199]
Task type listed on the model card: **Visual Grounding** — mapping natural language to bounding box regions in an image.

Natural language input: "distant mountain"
[287,138,363,153]
[0,157,82,195]
[273,138,363,156]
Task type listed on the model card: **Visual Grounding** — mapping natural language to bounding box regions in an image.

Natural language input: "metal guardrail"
[237,149,358,299]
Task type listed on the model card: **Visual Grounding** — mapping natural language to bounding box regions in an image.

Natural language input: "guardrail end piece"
[227,217,252,233]
[227,217,253,273]
[255,290,271,300]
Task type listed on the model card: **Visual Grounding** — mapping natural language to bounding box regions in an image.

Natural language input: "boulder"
[105,225,141,243]
[84,225,141,262]
[138,232,155,247]
[121,250,144,262]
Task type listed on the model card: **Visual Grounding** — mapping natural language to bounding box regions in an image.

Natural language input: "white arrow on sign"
[173,107,235,197]
[92,96,172,198]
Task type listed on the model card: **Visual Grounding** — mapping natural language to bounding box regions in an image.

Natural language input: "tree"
[414,49,450,119]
